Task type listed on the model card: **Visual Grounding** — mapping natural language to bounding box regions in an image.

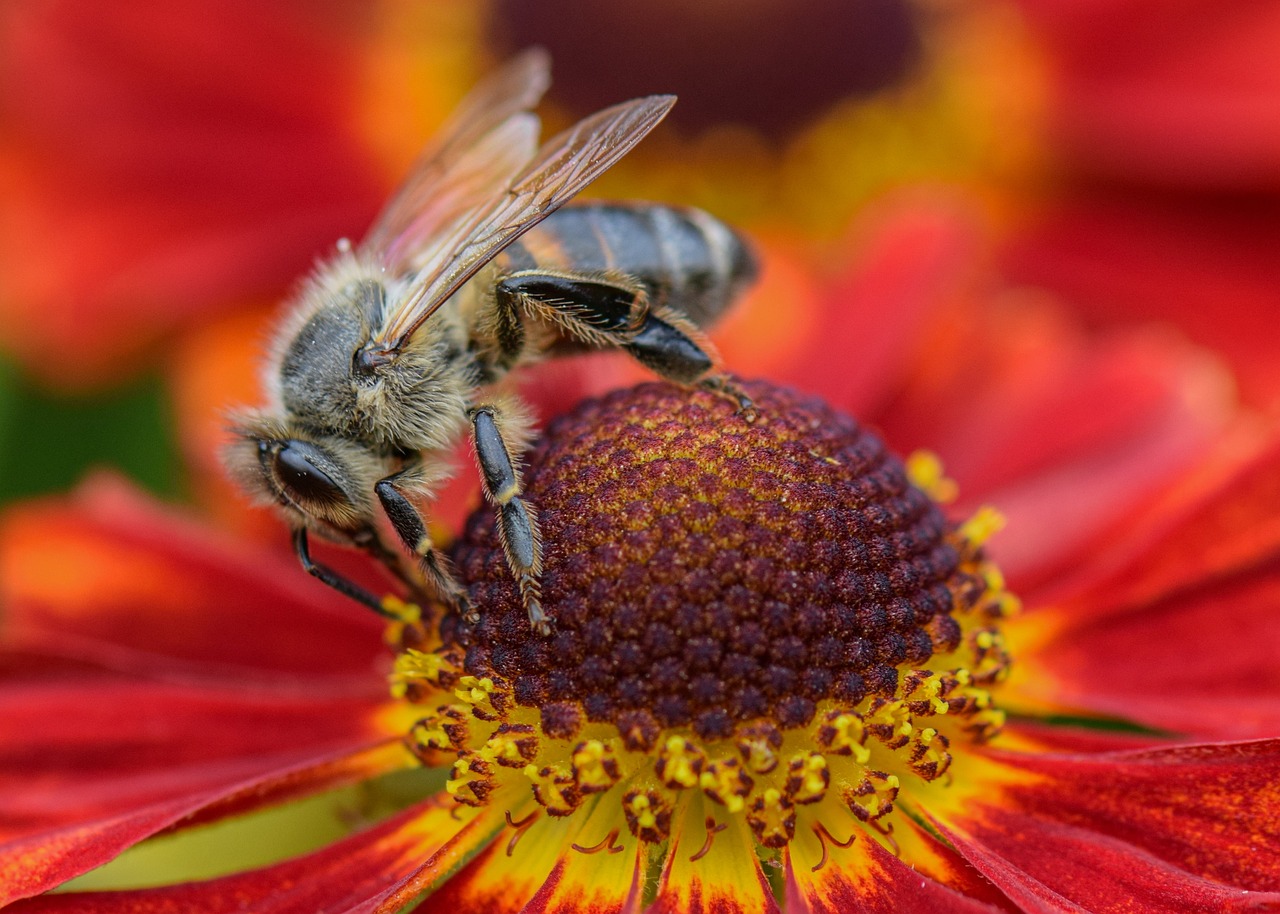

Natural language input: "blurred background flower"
[1,0,1279,908]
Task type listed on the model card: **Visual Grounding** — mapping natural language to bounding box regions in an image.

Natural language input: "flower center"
[392,380,1016,851]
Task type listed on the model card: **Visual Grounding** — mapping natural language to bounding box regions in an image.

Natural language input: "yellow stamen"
[906,450,958,504]
[960,505,1006,547]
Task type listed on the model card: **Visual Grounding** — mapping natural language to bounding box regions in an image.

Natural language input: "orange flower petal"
[411,798,559,914]
[0,476,386,684]
[515,797,644,914]
[780,194,982,419]
[412,793,647,914]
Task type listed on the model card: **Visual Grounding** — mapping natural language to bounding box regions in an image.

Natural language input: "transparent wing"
[360,47,552,264]
[370,93,676,352]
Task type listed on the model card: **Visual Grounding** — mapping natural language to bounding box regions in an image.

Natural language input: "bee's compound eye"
[273,442,347,506]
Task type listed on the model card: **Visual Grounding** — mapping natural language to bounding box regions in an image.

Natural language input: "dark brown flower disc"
[445,379,966,741]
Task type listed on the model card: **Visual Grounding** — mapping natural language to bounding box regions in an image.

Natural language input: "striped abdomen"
[498,202,757,330]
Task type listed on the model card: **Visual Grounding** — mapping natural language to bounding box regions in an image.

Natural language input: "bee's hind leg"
[499,271,754,418]
[468,400,549,636]
[622,305,756,420]
[375,470,474,622]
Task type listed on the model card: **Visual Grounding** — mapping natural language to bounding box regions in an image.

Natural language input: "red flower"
[4,198,1277,912]
[0,0,471,388]
[1004,0,1280,410]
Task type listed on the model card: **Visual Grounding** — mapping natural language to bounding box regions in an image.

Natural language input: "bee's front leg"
[468,400,549,635]
[292,527,402,619]
[375,470,473,621]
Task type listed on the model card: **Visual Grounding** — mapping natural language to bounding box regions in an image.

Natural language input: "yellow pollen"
[656,737,706,789]
[479,724,539,767]
[786,752,830,804]
[390,648,453,696]
[627,794,655,827]
[523,762,579,816]
[446,756,492,806]
[700,757,754,813]
[960,506,1006,547]
[380,594,422,623]
[748,787,796,848]
[867,699,914,748]
[571,739,622,794]
[905,450,958,504]
[454,676,499,719]
[622,789,673,843]
[408,717,452,752]
[736,722,783,774]
[818,711,872,764]
[846,772,899,822]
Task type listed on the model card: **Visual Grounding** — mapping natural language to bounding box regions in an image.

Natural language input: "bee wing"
[370,93,677,353]
[360,47,552,262]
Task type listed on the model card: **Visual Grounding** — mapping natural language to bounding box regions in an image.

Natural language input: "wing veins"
[373,94,676,350]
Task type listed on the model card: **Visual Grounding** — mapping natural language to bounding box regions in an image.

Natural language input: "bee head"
[223,415,379,537]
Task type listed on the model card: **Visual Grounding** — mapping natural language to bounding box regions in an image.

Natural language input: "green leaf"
[0,360,186,503]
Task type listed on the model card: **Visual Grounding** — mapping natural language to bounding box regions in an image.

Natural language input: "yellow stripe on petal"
[413,794,589,914]
[521,795,645,913]
[784,805,1003,913]
[650,796,780,914]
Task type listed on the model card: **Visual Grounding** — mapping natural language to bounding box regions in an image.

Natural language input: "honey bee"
[226,50,756,634]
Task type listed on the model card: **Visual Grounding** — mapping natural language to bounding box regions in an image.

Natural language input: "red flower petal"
[1005,196,1280,409]
[1017,0,1280,188]
[875,297,1228,590]
[6,795,482,914]
[1009,556,1280,738]
[0,738,409,906]
[926,738,1280,911]
[0,0,387,386]
[936,814,1280,914]
[0,675,398,843]
[784,810,1009,913]
[780,195,981,420]
[0,476,386,686]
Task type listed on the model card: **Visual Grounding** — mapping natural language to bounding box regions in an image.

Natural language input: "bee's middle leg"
[375,470,474,621]
[468,401,549,635]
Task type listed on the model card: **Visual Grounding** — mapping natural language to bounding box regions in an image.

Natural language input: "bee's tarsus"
[526,597,554,637]
[702,374,756,421]
[461,594,481,626]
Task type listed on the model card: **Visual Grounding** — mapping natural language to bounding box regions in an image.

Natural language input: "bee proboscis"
[227,50,757,634]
